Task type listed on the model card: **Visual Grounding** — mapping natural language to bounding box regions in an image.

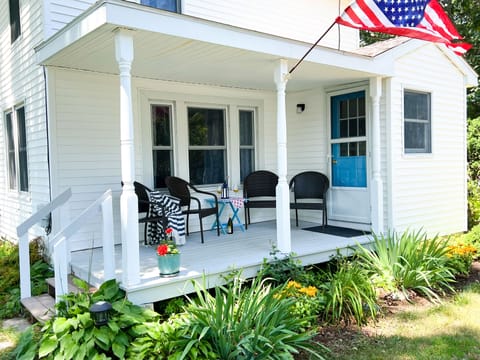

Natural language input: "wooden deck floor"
[70,220,372,305]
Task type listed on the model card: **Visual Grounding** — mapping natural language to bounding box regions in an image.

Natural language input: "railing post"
[54,237,69,305]
[19,234,31,299]
[102,191,116,280]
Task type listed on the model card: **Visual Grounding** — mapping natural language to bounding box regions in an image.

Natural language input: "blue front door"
[331,91,367,188]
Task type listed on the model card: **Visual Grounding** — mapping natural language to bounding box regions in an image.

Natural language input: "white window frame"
[403,89,432,154]
[4,104,29,192]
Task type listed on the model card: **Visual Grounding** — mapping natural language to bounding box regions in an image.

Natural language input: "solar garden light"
[89,301,112,326]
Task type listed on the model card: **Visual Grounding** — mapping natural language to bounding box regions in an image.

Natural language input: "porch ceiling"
[36,0,394,92]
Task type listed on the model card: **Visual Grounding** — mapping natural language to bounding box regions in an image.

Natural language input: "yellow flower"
[287,281,302,289]
[299,286,318,297]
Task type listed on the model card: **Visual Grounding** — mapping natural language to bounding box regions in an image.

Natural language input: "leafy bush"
[177,274,328,359]
[14,279,160,359]
[446,242,477,276]
[318,258,378,325]
[468,180,480,229]
[463,223,480,255]
[356,230,456,302]
[278,281,325,329]
[0,237,53,319]
[260,248,309,285]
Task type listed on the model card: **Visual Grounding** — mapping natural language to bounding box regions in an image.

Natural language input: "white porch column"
[274,59,291,253]
[115,29,140,286]
[369,77,384,234]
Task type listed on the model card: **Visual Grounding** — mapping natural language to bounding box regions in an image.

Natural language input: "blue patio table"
[206,197,245,234]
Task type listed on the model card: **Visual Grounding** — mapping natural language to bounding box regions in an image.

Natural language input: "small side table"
[206,197,245,234]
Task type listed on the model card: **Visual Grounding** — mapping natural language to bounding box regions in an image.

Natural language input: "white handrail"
[17,189,72,299]
[51,189,115,303]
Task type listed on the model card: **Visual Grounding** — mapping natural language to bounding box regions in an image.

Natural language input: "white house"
[0,0,477,303]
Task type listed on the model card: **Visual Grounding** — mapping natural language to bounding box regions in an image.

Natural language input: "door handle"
[332,159,337,165]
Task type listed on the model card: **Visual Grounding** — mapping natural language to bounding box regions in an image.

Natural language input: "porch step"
[20,294,55,324]
[46,275,89,297]
[21,275,95,324]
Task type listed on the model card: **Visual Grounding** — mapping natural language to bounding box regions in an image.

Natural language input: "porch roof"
[35,0,395,92]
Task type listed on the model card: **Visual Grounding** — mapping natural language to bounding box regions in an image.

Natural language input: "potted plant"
[156,228,181,277]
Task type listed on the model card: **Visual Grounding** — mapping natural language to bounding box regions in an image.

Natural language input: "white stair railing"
[17,188,72,300]
[50,189,115,303]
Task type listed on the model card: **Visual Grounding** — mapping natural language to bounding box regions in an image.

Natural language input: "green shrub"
[468,180,480,229]
[0,238,53,319]
[445,242,477,276]
[260,248,309,285]
[463,223,480,255]
[318,258,378,325]
[177,274,328,359]
[14,279,160,360]
[356,230,456,302]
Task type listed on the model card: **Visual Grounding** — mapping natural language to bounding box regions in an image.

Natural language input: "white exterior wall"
[183,0,359,51]
[388,44,468,237]
[0,0,50,242]
[43,0,96,38]
[50,68,278,250]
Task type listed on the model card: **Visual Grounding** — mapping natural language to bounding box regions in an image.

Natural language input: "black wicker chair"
[289,171,329,227]
[243,170,278,229]
[165,176,220,243]
[121,181,168,245]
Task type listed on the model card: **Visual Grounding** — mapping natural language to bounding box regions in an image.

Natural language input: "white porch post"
[115,29,140,286]
[274,59,291,253]
[369,77,384,234]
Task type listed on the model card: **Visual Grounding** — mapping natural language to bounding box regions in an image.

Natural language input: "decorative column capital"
[114,28,134,64]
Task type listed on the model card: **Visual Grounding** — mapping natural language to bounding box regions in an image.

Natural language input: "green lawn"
[325,283,480,360]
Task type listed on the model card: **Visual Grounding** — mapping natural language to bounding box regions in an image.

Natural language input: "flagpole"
[289,21,337,75]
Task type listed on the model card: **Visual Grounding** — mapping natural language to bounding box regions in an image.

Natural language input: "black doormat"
[302,225,370,238]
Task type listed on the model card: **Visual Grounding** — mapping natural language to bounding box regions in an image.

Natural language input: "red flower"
[166,228,173,235]
[157,244,169,256]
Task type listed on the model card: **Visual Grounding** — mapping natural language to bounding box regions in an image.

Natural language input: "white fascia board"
[35,5,108,64]
[36,0,393,76]
[375,39,478,87]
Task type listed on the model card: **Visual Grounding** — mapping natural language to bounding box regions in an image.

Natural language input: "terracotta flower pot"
[157,253,180,277]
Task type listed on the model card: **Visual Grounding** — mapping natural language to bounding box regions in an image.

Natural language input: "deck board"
[70,221,372,304]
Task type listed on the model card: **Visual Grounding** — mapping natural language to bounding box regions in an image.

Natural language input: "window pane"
[405,92,429,120]
[349,118,358,137]
[339,120,348,138]
[239,110,253,145]
[359,141,366,156]
[340,143,348,156]
[152,105,171,146]
[339,100,348,118]
[349,142,357,156]
[141,0,178,12]
[348,98,357,118]
[153,150,171,188]
[240,149,254,182]
[189,150,225,185]
[405,122,430,151]
[188,108,225,146]
[5,112,16,190]
[17,107,28,191]
[358,117,366,137]
[358,97,365,116]
[9,0,21,43]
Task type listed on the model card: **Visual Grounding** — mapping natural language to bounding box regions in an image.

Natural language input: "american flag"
[336,0,471,55]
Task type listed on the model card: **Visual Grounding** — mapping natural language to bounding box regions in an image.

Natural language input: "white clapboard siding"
[388,44,467,237]
[44,0,96,37]
[0,0,51,242]
[183,0,359,51]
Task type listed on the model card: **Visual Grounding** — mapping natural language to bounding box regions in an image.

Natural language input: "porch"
[69,220,372,305]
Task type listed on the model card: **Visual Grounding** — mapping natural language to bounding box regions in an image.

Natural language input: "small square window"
[9,0,21,43]
[404,90,431,154]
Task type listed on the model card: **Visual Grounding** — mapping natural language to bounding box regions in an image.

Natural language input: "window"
[404,90,431,153]
[188,107,226,185]
[239,109,255,182]
[140,0,180,12]
[151,104,173,188]
[4,105,28,191]
[9,0,21,43]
